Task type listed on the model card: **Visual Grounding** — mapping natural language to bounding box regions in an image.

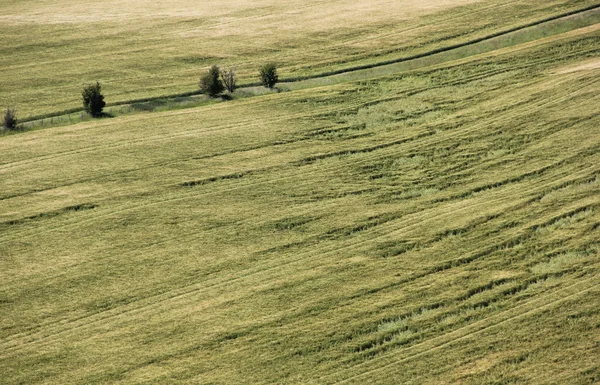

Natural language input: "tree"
[220,67,237,93]
[199,65,225,97]
[3,107,17,130]
[259,63,278,89]
[82,82,106,117]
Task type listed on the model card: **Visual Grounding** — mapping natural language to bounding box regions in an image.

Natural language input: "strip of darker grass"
[6,4,599,129]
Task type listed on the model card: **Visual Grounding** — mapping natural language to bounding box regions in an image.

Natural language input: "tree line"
[2,63,279,130]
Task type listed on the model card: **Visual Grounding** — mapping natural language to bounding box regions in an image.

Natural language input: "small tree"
[82,82,106,117]
[220,67,237,93]
[259,63,278,89]
[199,65,225,97]
[3,108,17,130]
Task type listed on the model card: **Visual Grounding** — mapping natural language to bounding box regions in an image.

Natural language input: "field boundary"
[280,3,600,83]
[5,3,600,128]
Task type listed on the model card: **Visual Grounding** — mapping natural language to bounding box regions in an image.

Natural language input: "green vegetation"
[259,63,279,89]
[82,82,106,117]
[221,67,237,94]
[2,107,17,130]
[199,65,225,97]
[1,1,599,384]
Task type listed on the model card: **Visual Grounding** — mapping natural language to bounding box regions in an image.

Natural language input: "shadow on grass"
[95,112,115,119]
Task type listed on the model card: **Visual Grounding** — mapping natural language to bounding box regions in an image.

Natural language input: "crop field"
[1,0,600,384]
[2,0,600,117]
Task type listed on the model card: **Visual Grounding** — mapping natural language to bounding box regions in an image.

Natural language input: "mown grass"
[1,0,599,118]
[1,16,599,384]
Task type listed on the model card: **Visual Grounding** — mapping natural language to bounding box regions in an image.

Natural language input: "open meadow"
[1,0,600,384]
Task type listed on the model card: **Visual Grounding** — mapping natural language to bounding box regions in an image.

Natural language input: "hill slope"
[1,0,599,117]
[1,2,600,385]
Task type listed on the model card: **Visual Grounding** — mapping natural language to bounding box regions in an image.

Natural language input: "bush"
[3,107,17,130]
[199,65,225,97]
[82,82,106,117]
[259,63,278,89]
[220,67,237,93]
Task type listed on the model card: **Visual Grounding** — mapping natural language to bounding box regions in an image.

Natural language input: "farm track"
[137,195,600,376]
[171,265,600,383]
[3,156,597,335]
[6,186,594,379]
[2,74,596,302]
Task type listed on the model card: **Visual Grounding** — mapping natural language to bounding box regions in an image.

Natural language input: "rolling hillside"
[1,1,599,384]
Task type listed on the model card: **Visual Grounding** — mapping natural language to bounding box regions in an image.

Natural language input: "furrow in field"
[4,152,596,344]
[324,273,600,384]
[2,39,596,366]
[3,68,595,240]
[0,71,595,264]
[0,47,589,199]
[1,155,596,355]
[0,60,532,173]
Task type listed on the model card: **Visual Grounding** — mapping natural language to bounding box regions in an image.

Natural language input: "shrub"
[259,63,278,89]
[82,82,106,117]
[220,67,237,93]
[3,107,17,130]
[199,65,225,97]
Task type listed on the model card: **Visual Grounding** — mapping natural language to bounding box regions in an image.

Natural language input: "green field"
[1,1,600,384]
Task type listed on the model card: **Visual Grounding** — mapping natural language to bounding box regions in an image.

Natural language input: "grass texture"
[1,1,600,384]
[1,0,599,117]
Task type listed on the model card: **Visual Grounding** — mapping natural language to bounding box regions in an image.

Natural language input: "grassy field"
[1,1,600,384]
[1,0,600,118]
